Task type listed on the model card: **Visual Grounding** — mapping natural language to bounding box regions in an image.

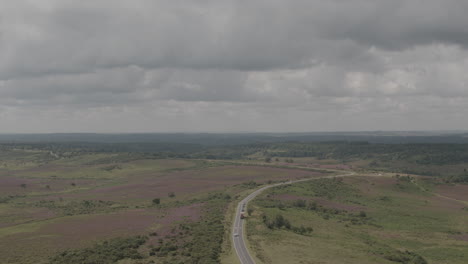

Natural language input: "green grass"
[0,220,45,237]
[246,176,468,264]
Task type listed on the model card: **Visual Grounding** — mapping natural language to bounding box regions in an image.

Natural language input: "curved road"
[232,172,355,264]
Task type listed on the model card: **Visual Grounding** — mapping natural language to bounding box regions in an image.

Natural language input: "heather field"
[2,142,468,264]
[0,148,323,264]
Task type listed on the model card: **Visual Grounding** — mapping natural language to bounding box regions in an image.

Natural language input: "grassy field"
[245,175,468,264]
[3,146,468,264]
[0,149,324,264]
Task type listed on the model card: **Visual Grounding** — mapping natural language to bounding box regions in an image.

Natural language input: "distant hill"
[1,131,468,145]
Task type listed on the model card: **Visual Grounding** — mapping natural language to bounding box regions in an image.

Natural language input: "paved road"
[232,172,355,264]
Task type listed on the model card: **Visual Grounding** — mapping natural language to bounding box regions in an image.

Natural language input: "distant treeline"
[2,132,468,145]
[266,142,468,165]
[3,141,468,166]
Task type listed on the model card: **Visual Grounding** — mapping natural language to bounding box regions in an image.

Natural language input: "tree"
[274,214,286,228]
[71,182,76,187]
[168,192,175,198]
[20,183,27,189]
[152,198,160,205]
[265,157,272,163]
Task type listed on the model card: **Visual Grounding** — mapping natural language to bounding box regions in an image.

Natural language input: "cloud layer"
[1,0,468,132]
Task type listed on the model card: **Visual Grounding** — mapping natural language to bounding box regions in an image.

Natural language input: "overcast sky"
[1,0,468,133]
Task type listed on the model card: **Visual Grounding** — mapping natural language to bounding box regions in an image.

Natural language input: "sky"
[1,0,468,133]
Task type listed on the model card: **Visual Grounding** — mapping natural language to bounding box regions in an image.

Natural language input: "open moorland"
[0,147,324,264]
[246,174,468,264]
[1,135,468,264]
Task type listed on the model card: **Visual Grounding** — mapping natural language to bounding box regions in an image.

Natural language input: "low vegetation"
[49,236,147,264]
[2,137,468,264]
[247,176,468,264]
[33,200,118,216]
[145,194,229,263]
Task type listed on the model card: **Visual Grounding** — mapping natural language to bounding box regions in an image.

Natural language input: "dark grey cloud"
[313,0,468,50]
[1,0,468,132]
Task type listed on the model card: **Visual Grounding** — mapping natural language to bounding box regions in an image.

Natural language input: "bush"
[262,214,310,234]
[384,250,428,264]
[247,208,254,216]
[49,236,147,264]
[308,201,318,210]
[242,181,259,188]
[293,199,307,208]
[274,214,287,228]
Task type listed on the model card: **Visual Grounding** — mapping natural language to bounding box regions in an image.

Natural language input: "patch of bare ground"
[0,207,57,228]
[453,234,468,242]
[426,195,466,210]
[435,184,468,201]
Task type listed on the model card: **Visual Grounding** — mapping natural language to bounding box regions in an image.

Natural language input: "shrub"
[247,208,254,216]
[152,198,161,205]
[308,201,318,210]
[384,250,428,264]
[274,214,286,228]
[293,199,307,208]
